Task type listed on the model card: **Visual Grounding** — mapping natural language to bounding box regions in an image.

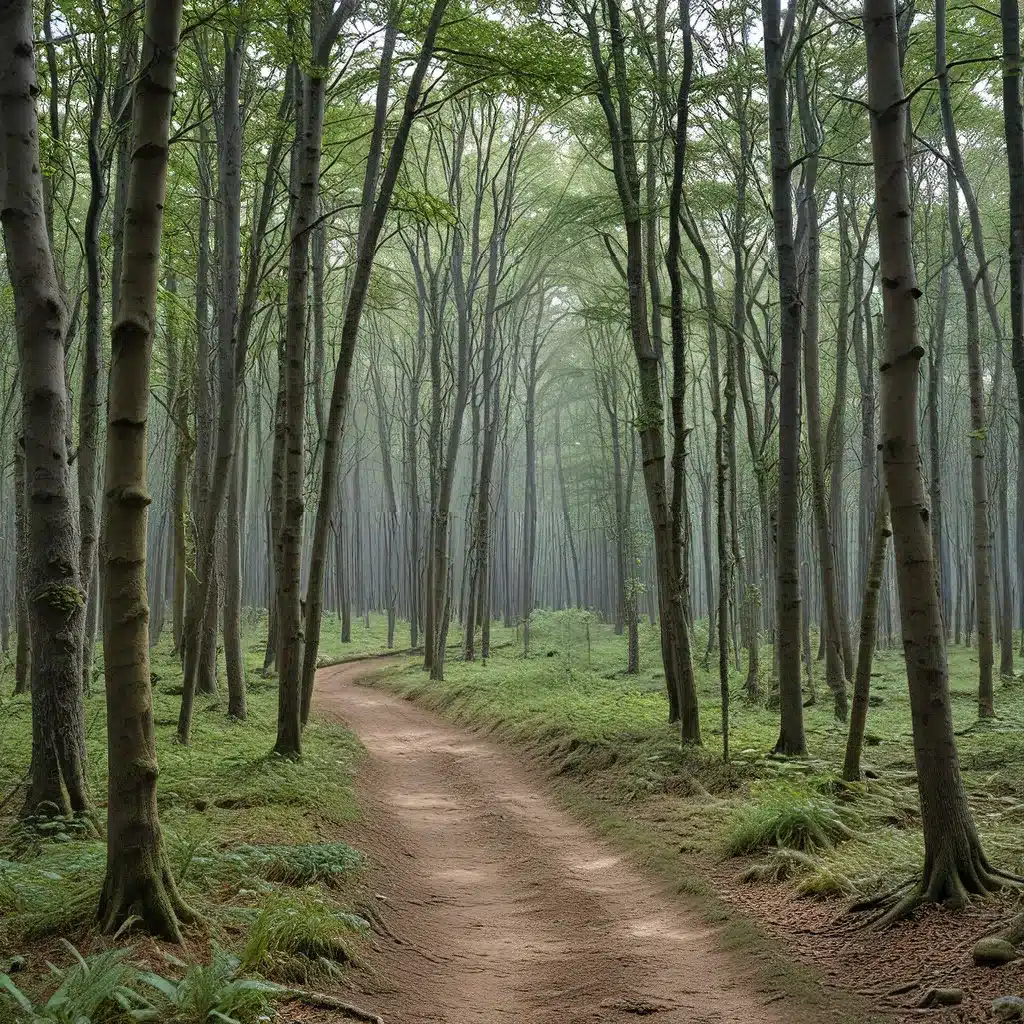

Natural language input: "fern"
[136,949,281,1024]
[0,940,147,1023]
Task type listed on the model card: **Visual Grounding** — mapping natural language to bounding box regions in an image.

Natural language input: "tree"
[97,0,193,941]
[580,0,700,742]
[298,0,449,715]
[1,0,91,821]
[864,0,1016,920]
[762,0,806,754]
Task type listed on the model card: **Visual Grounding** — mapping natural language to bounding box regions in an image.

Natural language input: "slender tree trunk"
[797,55,849,719]
[224,402,247,720]
[998,417,1014,677]
[13,444,31,696]
[843,487,891,782]
[947,167,995,718]
[78,53,107,694]
[763,0,806,754]
[300,9,446,712]
[276,63,324,757]
[97,0,193,941]
[927,261,949,633]
[584,0,700,741]
[1003,0,1024,673]
[178,29,246,740]
[866,0,1008,918]
[554,406,582,608]
[1,0,91,820]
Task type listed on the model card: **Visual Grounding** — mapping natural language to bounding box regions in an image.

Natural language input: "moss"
[34,582,85,614]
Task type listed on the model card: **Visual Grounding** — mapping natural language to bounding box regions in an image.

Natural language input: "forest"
[2,0,1024,1020]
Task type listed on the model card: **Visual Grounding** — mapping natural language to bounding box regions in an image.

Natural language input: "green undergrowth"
[0,610,395,1011]
[378,609,1024,906]
[1,940,284,1024]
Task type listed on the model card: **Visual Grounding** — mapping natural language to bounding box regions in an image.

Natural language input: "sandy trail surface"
[315,659,795,1024]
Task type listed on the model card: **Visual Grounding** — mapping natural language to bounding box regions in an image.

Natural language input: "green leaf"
[0,974,33,1012]
[136,971,181,1001]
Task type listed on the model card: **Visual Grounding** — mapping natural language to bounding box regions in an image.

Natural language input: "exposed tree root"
[98,850,198,943]
[847,852,1024,929]
[279,988,384,1023]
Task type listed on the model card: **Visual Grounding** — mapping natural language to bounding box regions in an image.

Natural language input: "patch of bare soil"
[314,660,834,1024]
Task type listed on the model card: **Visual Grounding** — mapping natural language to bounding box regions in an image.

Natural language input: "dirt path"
[315,660,794,1024]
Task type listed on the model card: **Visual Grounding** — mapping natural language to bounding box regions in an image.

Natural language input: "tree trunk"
[843,485,891,782]
[79,49,107,694]
[998,418,1014,678]
[1,0,91,821]
[521,322,540,657]
[866,0,1009,919]
[796,54,849,720]
[13,444,31,696]
[554,406,582,608]
[584,0,700,741]
[177,28,245,741]
[927,261,949,633]
[1003,0,1024,674]
[275,62,324,758]
[762,0,806,754]
[97,0,192,942]
[224,403,247,720]
[947,166,995,718]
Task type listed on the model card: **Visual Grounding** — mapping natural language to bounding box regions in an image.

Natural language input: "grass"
[0,608,404,1010]
[238,889,369,982]
[722,782,860,855]
[4,601,1019,1019]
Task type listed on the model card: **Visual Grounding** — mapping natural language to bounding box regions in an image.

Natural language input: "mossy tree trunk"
[1,0,91,820]
[98,0,192,942]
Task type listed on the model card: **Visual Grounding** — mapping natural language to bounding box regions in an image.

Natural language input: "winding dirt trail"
[315,659,795,1024]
